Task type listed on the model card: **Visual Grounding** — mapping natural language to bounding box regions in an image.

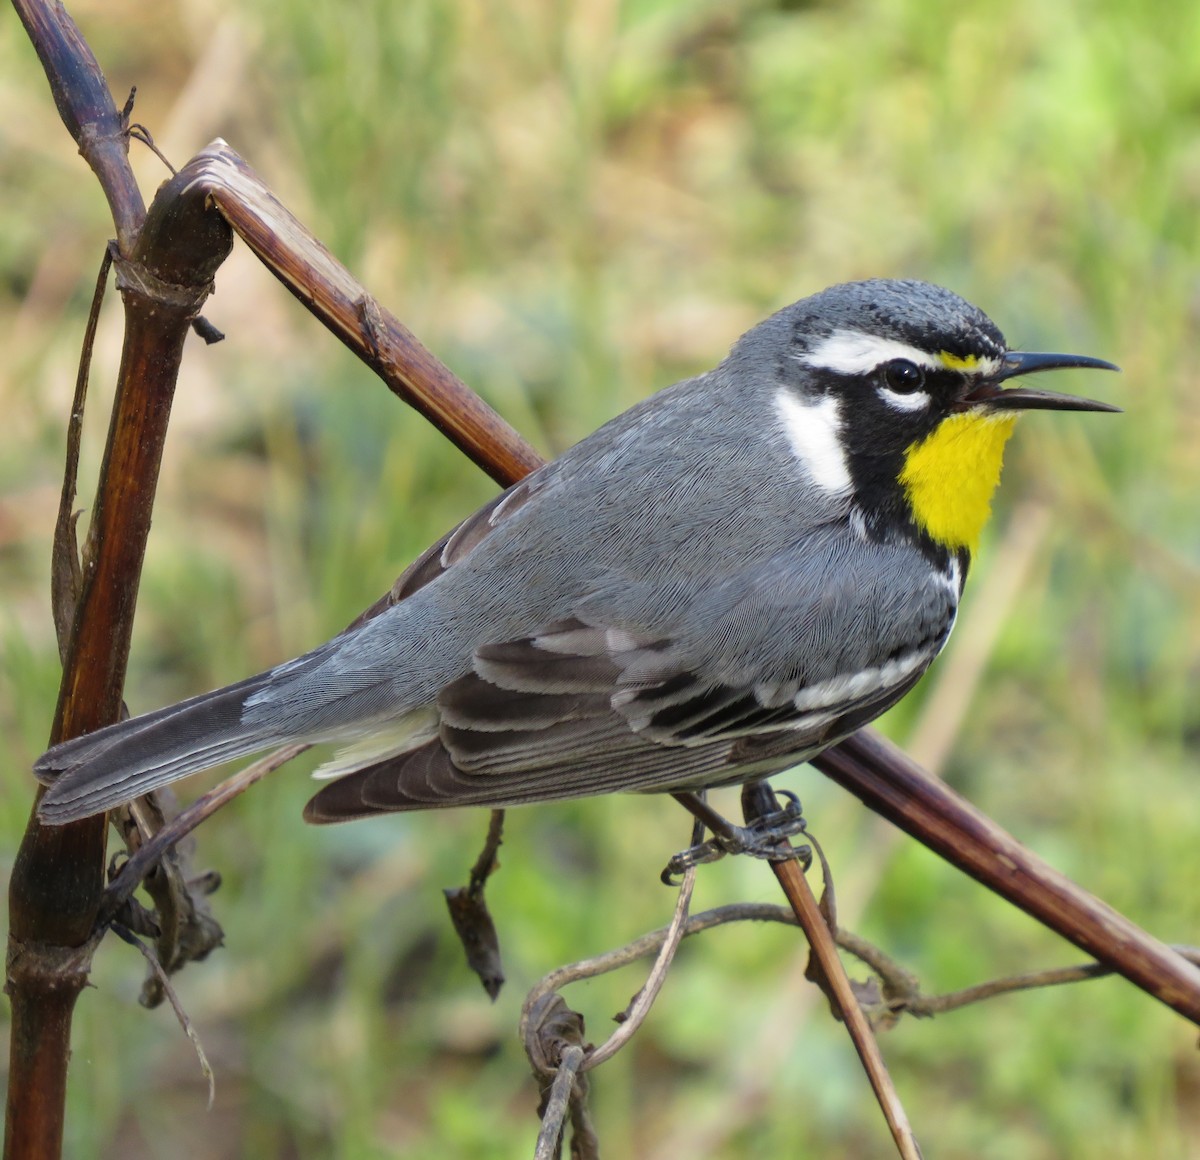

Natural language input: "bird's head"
[747,279,1119,556]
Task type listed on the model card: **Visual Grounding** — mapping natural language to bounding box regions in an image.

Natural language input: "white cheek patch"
[796,331,943,376]
[774,389,853,496]
[877,386,932,412]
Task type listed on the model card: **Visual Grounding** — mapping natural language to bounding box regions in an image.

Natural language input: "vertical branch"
[5,6,145,1155]
[4,3,235,1148]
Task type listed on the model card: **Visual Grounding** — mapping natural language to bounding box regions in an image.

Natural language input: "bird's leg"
[661,785,811,883]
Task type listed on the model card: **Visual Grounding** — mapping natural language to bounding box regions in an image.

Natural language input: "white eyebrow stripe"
[774,389,853,495]
[794,330,943,375]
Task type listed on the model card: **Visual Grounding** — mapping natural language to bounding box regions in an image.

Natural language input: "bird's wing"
[304,532,956,820]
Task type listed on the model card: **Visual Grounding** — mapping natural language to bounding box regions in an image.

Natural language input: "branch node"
[111,253,213,314]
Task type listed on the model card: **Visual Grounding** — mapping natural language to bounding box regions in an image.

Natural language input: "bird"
[34,279,1118,829]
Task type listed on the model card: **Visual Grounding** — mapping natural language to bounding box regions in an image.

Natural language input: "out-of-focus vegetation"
[2,0,1199,1156]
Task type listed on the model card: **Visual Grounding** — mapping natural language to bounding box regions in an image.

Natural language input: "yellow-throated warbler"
[36,279,1118,825]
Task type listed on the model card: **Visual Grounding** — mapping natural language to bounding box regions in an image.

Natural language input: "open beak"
[966,351,1122,413]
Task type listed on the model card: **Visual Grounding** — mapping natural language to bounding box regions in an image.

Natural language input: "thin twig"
[520,865,698,1086]
[109,924,214,1108]
[918,955,1200,1015]
[776,857,921,1159]
[468,809,506,896]
[535,904,797,1002]
[585,865,695,1070]
[101,744,309,921]
[517,898,1200,1025]
[127,123,177,175]
[533,1044,585,1160]
[835,930,1200,1021]
[741,783,921,1160]
[50,245,111,660]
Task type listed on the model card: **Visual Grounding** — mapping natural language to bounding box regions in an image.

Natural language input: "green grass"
[2,0,1199,1156]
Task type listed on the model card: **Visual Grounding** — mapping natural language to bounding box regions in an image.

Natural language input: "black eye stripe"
[882,358,926,393]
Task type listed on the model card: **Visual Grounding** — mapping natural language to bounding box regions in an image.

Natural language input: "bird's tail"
[35,669,288,825]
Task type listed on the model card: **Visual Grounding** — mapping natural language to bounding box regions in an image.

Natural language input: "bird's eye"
[883,359,925,393]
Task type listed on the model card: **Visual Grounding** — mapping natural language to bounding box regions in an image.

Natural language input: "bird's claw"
[660,792,811,885]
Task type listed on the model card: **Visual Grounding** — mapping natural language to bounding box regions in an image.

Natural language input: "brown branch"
[811,731,1200,1024]
[177,140,543,488]
[4,8,142,1152]
[6,6,236,1152]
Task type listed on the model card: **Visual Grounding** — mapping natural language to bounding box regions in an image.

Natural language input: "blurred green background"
[2,0,1199,1156]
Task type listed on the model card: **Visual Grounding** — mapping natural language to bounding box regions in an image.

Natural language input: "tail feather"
[35,670,287,824]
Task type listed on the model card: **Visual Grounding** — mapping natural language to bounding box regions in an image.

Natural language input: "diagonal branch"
[69,139,1200,1031]
[177,139,543,488]
[811,732,1200,1023]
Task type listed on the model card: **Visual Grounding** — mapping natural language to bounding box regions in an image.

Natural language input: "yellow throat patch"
[898,411,1019,554]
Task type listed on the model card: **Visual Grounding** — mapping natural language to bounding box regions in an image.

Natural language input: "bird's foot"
[661,789,811,884]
